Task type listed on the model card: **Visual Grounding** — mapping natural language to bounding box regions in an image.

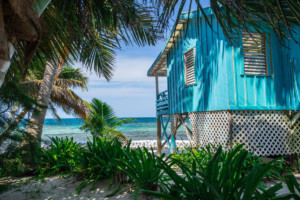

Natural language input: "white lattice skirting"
[189,110,300,156]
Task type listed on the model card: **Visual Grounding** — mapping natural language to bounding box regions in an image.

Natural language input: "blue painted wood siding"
[167,15,300,115]
[284,26,300,110]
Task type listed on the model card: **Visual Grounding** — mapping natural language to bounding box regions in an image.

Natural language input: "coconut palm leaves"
[1,0,162,87]
[81,98,134,138]
[20,66,88,119]
[151,0,300,43]
[0,65,88,154]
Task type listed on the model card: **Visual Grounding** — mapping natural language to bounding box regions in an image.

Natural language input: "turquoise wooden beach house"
[148,7,300,156]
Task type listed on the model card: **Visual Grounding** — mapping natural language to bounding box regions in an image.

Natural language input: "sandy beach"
[1,173,299,200]
[0,176,158,200]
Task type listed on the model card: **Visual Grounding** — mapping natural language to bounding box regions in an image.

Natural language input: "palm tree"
[0,66,88,147]
[81,98,134,141]
[2,0,299,88]
[20,0,162,155]
[0,0,161,87]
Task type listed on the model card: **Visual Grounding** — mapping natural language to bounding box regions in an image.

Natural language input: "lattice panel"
[189,111,230,149]
[189,110,300,156]
[291,118,300,154]
[231,111,292,156]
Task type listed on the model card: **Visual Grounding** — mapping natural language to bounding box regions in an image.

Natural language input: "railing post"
[155,75,162,157]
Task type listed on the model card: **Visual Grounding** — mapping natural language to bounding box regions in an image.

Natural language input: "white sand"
[1,175,299,200]
[0,176,157,200]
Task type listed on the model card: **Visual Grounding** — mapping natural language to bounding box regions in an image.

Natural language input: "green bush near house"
[118,148,169,199]
[172,144,291,180]
[144,145,300,199]
[171,145,215,168]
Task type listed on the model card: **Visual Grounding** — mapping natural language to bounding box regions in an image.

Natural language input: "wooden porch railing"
[156,90,169,116]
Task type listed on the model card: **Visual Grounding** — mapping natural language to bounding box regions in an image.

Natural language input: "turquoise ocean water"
[42,117,188,144]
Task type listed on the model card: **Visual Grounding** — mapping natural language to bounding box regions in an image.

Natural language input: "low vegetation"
[171,145,292,180]
[34,137,300,199]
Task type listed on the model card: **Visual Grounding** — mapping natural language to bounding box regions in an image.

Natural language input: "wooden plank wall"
[284,26,300,111]
[167,15,300,115]
[167,16,230,114]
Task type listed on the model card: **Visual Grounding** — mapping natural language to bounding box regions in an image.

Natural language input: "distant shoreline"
[130,140,191,149]
[42,139,192,150]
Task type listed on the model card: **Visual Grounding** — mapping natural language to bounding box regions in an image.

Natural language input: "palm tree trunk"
[0,109,29,146]
[23,61,59,148]
[0,0,51,88]
[0,42,15,87]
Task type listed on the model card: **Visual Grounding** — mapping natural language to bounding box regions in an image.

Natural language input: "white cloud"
[83,56,154,83]
[47,55,167,118]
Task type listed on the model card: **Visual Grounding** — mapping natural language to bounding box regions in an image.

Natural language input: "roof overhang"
[147,7,214,77]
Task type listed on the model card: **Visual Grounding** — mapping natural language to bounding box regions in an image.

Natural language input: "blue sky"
[47,1,210,118]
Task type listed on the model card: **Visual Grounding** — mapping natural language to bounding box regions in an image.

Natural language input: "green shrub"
[298,158,300,173]
[173,144,290,180]
[0,157,28,177]
[171,145,214,168]
[144,145,300,199]
[37,138,299,199]
[119,148,168,199]
[0,130,31,177]
[74,137,128,193]
[39,136,81,176]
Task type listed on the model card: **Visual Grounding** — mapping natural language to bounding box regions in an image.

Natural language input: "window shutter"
[242,32,267,75]
[184,49,195,85]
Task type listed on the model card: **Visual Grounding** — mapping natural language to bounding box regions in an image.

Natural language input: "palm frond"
[150,0,300,43]
[81,98,132,137]
[50,86,89,119]
[48,102,62,122]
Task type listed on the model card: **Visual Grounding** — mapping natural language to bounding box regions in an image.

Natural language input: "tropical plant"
[0,66,88,147]
[74,137,129,193]
[81,98,134,138]
[172,144,291,180]
[171,145,215,168]
[0,65,88,170]
[118,148,168,199]
[12,0,161,162]
[0,0,161,87]
[143,145,300,199]
[23,63,89,143]
[39,136,81,176]
[21,66,88,119]
[36,138,300,199]
[0,147,29,177]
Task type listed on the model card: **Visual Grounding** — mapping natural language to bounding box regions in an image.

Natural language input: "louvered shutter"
[184,49,195,85]
[242,32,268,75]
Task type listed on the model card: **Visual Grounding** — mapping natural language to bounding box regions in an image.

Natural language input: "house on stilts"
[148,7,300,156]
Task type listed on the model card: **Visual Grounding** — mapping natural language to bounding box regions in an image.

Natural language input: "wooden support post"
[155,75,162,157]
[179,114,193,143]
